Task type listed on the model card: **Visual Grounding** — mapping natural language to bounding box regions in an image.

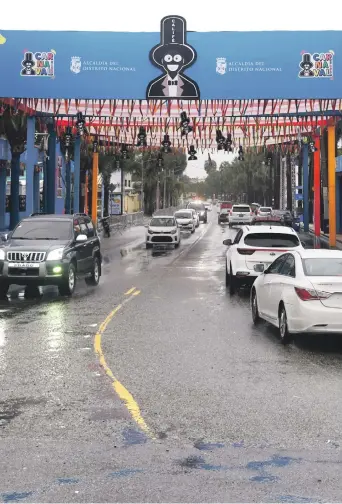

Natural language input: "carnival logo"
[21,51,55,77]
[298,51,334,78]
[70,56,82,74]
[216,57,227,75]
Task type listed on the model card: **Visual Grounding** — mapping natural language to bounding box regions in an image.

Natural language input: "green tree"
[204,156,217,174]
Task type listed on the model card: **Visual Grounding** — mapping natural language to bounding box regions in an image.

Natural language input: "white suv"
[223,225,304,294]
[146,215,181,249]
[229,204,253,227]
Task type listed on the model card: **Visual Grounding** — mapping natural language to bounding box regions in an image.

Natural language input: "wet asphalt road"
[1,210,342,503]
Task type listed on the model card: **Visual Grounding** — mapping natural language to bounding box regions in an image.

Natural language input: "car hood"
[148,226,176,232]
[2,239,70,252]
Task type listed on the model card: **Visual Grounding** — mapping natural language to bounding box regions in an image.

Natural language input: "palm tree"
[0,108,27,229]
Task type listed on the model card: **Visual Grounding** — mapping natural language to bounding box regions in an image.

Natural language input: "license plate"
[239,214,244,217]
[10,262,40,268]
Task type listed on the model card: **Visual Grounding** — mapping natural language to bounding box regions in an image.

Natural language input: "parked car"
[228,204,253,227]
[174,209,195,233]
[146,215,181,249]
[223,225,304,294]
[189,208,200,228]
[187,201,208,223]
[251,249,342,344]
[218,201,233,224]
[0,213,101,298]
[272,209,295,228]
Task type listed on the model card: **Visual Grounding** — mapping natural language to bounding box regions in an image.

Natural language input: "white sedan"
[174,209,195,233]
[251,249,342,344]
[146,216,181,249]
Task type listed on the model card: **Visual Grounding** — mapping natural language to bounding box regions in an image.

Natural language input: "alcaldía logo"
[216,57,227,75]
[70,56,81,74]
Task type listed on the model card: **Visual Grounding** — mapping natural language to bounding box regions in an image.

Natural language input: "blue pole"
[9,152,21,230]
[74,136,81,213]
[33,168,40,213]
[25,116,35,216]
[0,164,6,231]
[302,143,309,232]
[46,125,56,214]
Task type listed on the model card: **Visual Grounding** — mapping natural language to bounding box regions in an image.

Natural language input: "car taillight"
[237,248,255,255]
[294,287,331,301]
[250,211,253,215]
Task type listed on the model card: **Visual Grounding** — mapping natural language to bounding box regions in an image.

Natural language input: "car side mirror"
[223,238,233,246]
[1,233,9,241]
[75,234,87,242]
[144,224,149,228]
[301,241,306,248]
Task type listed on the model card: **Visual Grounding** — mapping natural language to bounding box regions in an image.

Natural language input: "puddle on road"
[0,397,47,427]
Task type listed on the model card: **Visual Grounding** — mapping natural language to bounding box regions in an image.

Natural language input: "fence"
[153,205,183,216]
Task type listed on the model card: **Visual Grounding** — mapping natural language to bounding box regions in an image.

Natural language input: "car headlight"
[0,249,5,261]
[148,229,153,234]
[171,229,177,235]
[46,248,64,261]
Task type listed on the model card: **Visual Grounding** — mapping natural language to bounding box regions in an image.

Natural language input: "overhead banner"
[0,16,341,100]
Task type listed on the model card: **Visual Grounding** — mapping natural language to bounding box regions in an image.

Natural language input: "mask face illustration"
[146,15,200,100]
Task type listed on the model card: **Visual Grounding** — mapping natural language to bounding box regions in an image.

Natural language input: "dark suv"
[0,213,102,298]
[186,202,208,223]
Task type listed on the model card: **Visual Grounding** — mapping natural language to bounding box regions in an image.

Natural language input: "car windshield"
[11,220,72,240]
[188,203,205,211]
[150,218,175,227]
[302,258,342,276]
[260,207,272,212]
[233,206,250,213]
[244,232,300,248]
[175,212,192,219]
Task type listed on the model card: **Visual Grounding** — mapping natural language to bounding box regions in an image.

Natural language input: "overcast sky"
[1,0,336,178]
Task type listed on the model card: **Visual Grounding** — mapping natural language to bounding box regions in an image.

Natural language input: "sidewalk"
[100,224,146,256]
[305,223,342,250]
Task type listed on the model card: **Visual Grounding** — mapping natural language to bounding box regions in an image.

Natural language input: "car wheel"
[191,228,195,234]
[85,256,100,286]
[146,243,153,249]
[225,263,230,286]
[229,264,237,295]
[251,289,261,325]
[218,219,221,224]
[0,283,9,300]
[175,241,180,249]
[58,263,76,296]
[278,304,292,345]
[228,223,232,228]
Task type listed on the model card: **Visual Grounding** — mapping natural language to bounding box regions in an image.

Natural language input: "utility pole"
[156,177,160,211]
[141,158,144,213]
[120,161,125,214]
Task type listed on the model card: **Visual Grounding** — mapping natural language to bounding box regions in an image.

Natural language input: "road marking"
[125,287,136,295]
[94,291,155,439]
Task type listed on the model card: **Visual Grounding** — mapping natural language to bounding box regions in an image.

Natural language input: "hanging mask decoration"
[188,145,197,161]
[63,126,73,161]
[266,151,272,166]
[238,145,244,161]
[225,133,233,152]
[180,112,193,136]
[309,138,317,153]
[137,126,147,147]
[216,129,226,151]
[93,136,98,153]
[115,155,121,170]
[157,152,164,168]
[121,144,129,160]
[76,112,87,137]
[161,134,172,153]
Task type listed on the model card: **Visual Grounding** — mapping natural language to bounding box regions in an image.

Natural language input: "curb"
[120,239,146,256]
[307,228,342,249]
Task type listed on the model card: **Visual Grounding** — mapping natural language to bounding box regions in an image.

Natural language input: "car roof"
[243,225,297,235]
[175,209,192,213]
[296,249,342,259]
[23,214,74,222]
[233,204,250,207]
[152,215,174,218]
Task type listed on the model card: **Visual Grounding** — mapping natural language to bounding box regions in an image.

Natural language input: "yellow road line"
[94,291,155,439]
[124,287,136,295]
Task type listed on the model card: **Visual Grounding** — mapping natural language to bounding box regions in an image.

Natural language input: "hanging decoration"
[115,154,121,169]
[157,152,164,168]
[188,145,197,161]
[76,112,87,136]
[238,145,244,161]
[266,151,272,166]
[225,133,233,152]
[121,143,129,159]
[60,126,74,161]
[216,129,226,150]
[137,126,147,147]
[309,137,317,153]
[180,112,193,136]
[93,136,98,153]
[161,134,172,153]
